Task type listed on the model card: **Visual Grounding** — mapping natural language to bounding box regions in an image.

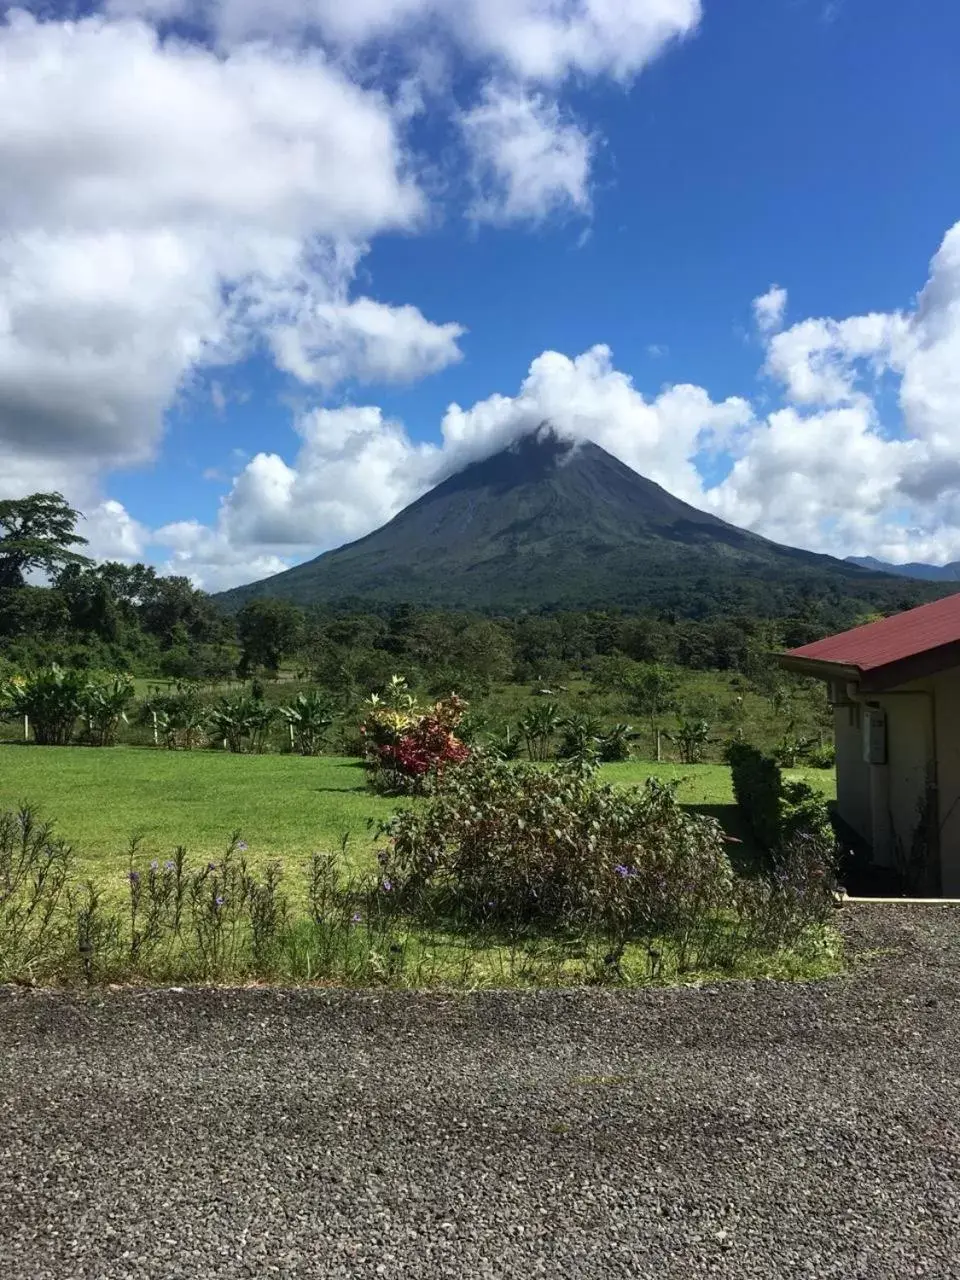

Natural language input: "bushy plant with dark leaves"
[376,752,736,936]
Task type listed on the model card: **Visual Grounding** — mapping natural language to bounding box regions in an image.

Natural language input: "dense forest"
[0,492,925,693]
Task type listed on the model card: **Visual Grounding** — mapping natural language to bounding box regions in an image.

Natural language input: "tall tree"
[236,598,304,677]
[0,493,92,589]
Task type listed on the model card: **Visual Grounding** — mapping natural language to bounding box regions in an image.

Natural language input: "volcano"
[215,428,941,616]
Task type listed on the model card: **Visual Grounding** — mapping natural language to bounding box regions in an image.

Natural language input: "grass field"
[0,744,835,886]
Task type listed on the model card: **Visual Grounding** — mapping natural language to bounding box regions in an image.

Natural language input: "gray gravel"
[2,906,960,1279]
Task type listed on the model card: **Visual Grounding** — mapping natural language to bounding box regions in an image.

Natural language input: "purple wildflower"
[381,878,393,893]
[128,869,141,885]
[207,862,218,872]
[614,864,637,879]
[164,860,175,872]
[236,840,248,852]
[351,913,362,925]
[150,860,159,871]
[213,894,225,910]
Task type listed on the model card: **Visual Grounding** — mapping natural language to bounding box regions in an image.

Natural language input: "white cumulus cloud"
[461,84,594,225]
[0,8,428,489]
[152,216,960,588]
[268,298,465,388]
[752,284,787,335]
[103,0,703,83]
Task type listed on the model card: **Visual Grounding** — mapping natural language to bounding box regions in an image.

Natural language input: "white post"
[656,728,662,763]
[23,714,29,742]
[152,711,158,746]
[289,724,295,750]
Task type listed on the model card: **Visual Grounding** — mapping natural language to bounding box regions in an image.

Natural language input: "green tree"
[623,663,679,760]
[0,493,92,590]
[236,598,304,678]
[453,620,513,688]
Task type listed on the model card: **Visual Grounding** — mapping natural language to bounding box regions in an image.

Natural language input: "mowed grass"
[0,747,405,882]
[0,745,836,886]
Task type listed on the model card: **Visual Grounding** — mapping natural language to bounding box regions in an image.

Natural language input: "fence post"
[289,724,295,750]
[23,714,29,742]
[152,711,158,746]
[656,728,662,762]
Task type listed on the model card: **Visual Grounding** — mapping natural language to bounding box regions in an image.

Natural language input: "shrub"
[361,677,470,795]
[556,713,603,764]
[277,691,334,756]
[734,828,838,950]
[372,700,470,794]
[727,742,836,858]
[376,753,736,937]
[598,723,635,763]
[773,735,815,768]
[0,801,841,989]
[807,743,836,770]
[781,780,834,844]
[726,741,782,850]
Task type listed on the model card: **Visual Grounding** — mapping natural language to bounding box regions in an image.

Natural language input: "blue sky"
[3,0,960,587]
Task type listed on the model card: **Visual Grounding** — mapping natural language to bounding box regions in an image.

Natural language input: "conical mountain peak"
[216,433,921,615]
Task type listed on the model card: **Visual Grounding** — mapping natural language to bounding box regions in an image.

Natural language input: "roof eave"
[777,654,861,682]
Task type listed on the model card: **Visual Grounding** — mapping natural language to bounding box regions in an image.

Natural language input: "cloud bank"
[165,220,960,590]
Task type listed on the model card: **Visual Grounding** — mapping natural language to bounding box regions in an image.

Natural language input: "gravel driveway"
[2,906,960,1279]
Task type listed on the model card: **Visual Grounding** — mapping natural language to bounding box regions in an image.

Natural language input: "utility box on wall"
[863,707,887,765]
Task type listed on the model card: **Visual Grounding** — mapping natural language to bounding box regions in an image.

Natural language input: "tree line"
[0,491,890,691]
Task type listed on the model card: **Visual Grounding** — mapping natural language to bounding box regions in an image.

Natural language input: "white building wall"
[832,682,937,890]
[834,702,871,844]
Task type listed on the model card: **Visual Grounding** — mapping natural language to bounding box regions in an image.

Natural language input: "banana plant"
[208,694,278,755]
[1,665,88,745]
[598,723,636,762]
[518,702,561,761]
[82,674,135,747]
[557,712,603,763]
[278,691,335,757]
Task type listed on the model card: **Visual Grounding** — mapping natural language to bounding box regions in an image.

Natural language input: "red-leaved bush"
[362,685,470,794]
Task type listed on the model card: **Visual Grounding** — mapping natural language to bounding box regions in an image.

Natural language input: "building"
[780,593,960,895]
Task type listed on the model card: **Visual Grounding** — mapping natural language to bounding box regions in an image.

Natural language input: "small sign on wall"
[863,707,887,765]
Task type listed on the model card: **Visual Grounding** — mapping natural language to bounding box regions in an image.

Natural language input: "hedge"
[726,742,782,850]
[727,742,834,856]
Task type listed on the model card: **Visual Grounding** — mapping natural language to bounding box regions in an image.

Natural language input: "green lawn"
[0,747,403,881]
[0,745,836,885]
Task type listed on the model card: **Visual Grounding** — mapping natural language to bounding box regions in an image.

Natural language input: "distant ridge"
[215,426,946,617]
[847,554,960,583]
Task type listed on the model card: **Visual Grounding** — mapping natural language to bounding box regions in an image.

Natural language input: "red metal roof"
[785,592,960,673]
